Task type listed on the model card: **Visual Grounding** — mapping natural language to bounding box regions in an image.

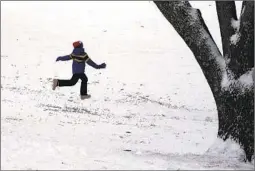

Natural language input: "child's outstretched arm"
[56,55,72,62]
[86,58,106,69]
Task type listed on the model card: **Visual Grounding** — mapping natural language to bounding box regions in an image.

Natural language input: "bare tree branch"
[216,1,237,59]
[240,1,254,69]
[154,1,225,95]
[230,1,254,76]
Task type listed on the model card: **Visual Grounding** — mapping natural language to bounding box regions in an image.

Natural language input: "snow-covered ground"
[1,1,253,170]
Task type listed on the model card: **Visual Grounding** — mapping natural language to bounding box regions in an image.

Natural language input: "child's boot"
[80,94,91,100]
[52,79,58,90]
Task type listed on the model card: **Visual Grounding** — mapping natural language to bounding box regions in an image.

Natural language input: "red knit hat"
[73,41,83,48]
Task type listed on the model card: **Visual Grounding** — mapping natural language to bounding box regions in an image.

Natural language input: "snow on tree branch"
[221,68,254,93]
[154,1,226,95]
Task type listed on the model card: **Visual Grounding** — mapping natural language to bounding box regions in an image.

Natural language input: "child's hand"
[99,63,106,69]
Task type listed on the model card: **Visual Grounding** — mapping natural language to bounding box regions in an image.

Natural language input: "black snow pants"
[58,73,88,95]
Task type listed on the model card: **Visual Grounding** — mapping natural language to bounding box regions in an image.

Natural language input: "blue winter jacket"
[56,47,100,74]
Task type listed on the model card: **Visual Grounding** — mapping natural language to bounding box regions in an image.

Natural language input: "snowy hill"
[1,1,254,170]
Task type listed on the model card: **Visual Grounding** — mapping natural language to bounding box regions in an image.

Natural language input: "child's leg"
[79,74,88,95]
[58,74,79,87]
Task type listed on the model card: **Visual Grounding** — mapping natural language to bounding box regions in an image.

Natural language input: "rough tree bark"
[154,1,254,162]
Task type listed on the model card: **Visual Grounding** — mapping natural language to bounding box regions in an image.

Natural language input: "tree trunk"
[154,1,254,162]
[215,1,254,161]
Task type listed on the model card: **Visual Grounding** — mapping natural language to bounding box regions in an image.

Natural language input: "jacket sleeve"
[86,58,100,69]
[56,55,71,61]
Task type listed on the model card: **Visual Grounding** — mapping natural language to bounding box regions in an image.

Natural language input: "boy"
[52,41,106,100]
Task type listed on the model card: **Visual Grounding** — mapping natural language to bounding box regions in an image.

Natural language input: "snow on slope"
[1,1,253,170]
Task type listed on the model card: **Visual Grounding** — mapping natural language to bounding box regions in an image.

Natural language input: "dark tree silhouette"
[154,1,254,162]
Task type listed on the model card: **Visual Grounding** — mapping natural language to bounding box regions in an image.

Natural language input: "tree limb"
[154,1,225,95]
[230,1,254,76]
[216,1,237,59]
[240,1,254,69]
